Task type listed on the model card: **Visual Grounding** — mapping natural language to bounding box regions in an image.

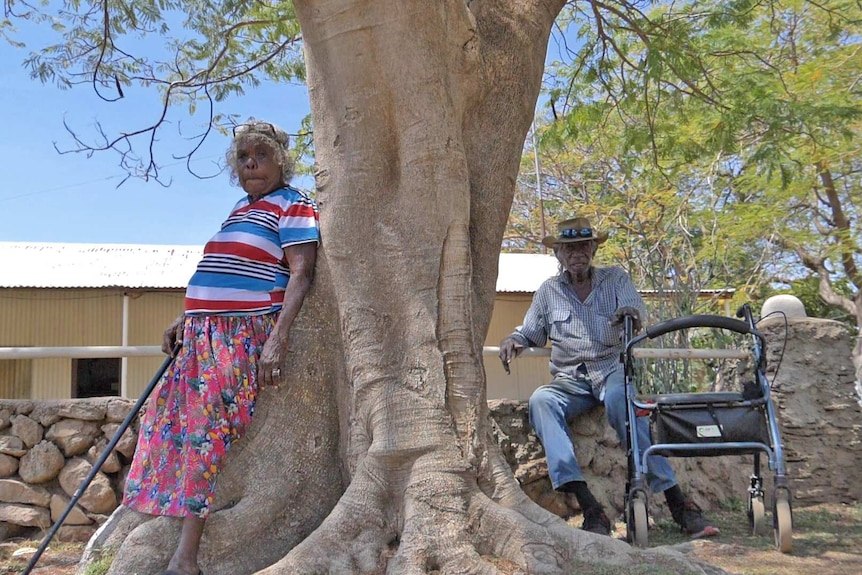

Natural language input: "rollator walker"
[621,304,793,552]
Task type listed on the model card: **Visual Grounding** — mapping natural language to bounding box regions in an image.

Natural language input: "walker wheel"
[748,494,766,536]
[627,493,648,548]
[774,492,793,553]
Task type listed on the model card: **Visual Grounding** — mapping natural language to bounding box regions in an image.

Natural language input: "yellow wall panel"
[0,289,184,399]
[2,288,551,401]
[125,292,184,398]
[0,289,123,346]
[126,356,172,398]
[31,358,72,400]
[483,294,551,401]
[0,360,31,399]
[127,292,185,345]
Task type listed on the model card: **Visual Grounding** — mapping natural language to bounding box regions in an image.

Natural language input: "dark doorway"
[73,358,120,398]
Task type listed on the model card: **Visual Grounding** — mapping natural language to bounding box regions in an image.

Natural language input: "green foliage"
[81,551,115,575]
[0,17,25,48]
[14,0,305,94]
[5,0,311,180]
[510,0,862,331]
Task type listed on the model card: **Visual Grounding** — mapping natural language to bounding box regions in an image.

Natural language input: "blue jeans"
[528,365,677,494]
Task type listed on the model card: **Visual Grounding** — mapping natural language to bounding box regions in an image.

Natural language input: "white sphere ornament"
[761,294,807,319]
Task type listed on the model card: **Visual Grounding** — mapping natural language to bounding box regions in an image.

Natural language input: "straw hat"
[541,216,609,249]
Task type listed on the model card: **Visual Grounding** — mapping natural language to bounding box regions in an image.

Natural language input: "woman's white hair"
[225,119,295,186]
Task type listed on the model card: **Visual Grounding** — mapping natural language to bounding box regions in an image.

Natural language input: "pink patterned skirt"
[123,313,276,518]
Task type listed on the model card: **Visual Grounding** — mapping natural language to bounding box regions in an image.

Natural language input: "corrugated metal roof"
[0,243,740,297]
[0,242,203,289]
[0,243,736,296]
[0,243,561,292]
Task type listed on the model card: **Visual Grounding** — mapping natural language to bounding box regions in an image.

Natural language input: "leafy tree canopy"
[510,0,861,324]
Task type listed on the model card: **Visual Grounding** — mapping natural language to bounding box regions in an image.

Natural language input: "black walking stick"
[22,344,180,575]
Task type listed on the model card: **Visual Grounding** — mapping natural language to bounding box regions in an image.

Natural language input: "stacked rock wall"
[0,398,137,542]
[489,399,756,522]
[759,317,862,504]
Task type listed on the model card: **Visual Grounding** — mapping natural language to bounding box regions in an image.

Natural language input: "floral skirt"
[123,313,276,518]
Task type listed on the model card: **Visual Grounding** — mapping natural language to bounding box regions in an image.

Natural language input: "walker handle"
[645,314,759,339]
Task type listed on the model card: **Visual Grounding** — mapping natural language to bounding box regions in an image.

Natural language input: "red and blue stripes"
[184,186,319,315]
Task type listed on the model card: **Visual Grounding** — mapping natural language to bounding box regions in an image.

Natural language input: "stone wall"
[489,399,757,522]
[0,398,137,542]
[759,317,862,504]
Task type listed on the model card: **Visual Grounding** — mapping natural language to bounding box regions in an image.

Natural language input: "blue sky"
[1,17,563,248]
[0,25,313,246]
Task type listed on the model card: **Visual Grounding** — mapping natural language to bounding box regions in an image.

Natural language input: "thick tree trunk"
[257,1,719,573]
[90,1,727,573]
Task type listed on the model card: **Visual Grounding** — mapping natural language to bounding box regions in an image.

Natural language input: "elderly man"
[499,216,718,539]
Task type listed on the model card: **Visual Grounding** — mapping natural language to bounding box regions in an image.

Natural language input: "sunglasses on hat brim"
[559,227,593,239]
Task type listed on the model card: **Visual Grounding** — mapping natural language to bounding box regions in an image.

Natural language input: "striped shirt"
[509,265,647,390]
[184,186,320,315]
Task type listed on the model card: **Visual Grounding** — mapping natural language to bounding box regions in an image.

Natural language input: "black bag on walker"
[652,402,771,456]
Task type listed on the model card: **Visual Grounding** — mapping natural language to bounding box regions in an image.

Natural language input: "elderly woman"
[122,120,319,575]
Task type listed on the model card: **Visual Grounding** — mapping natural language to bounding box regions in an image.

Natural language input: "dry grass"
[584,500,862,575]
[1,538,82,574]
[3,502,860,574]
[666,501,862,575]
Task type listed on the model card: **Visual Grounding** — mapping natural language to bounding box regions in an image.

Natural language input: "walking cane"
[22,344,180,575]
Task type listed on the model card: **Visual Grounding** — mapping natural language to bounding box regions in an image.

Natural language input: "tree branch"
[816,161,862,289]
[10,0,306,183]
[778,235,858,316]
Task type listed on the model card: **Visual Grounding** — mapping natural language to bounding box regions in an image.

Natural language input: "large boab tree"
[72,1,723,573]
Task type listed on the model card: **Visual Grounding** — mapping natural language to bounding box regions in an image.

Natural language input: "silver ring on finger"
[271,368,281,377]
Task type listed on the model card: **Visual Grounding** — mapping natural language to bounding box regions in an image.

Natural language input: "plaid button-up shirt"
[508,265,647,392]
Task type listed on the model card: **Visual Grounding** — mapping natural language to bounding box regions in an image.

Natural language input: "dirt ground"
[634,500,862,575]
[3,501,860,575]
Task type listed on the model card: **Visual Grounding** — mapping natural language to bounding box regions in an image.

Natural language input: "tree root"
[247,447,723,575]
[254,463,395,575]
